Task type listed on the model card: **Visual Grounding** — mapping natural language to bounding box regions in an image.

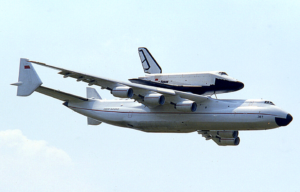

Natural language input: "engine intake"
[176,101,197,112]
[111,87,133,98]
[143,93,165,107]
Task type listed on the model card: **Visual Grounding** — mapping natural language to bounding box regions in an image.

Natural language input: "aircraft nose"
[275,114,293,126]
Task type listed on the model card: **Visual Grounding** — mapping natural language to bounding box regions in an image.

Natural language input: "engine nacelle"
[217,131,238,138]
[111,86,133,98]
[143,93,165,107]
[219,137,240,146]
[176,101,197,112]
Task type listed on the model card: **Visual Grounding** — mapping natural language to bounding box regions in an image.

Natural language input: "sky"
[1,0,300,191]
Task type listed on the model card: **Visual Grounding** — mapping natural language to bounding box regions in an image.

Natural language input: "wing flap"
[30,60,121,89]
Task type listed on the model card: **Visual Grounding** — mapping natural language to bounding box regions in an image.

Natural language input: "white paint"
[139,71,237,86]
[67,97,288,133]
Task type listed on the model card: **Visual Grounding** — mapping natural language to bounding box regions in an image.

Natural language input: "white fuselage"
[67,98,288,133]
[138,71,236,86]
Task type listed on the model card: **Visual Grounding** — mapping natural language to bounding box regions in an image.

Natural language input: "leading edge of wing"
[29,60,209,103]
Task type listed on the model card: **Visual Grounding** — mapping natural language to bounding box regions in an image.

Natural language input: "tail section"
[86,87,102,125]
[138,47,162,74]
[11,58,42,96]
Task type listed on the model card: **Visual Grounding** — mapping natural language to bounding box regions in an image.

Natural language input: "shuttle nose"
[235,81,244,91]
[215,79,245,92]
[275,114,293,126]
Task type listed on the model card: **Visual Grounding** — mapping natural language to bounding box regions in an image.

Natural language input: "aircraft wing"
[36,86,88,102]
[30,60,209,106]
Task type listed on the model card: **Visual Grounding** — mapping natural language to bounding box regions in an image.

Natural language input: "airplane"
[129,47,245,96]
[12,58,293,146]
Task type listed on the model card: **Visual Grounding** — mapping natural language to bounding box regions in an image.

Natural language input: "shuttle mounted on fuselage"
[129,47,244,96]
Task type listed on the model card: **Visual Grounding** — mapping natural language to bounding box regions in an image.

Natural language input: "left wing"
[29,60,209,110]
[36,86,88,102]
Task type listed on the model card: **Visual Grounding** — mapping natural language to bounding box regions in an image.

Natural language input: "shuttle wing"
[29,60,209,105]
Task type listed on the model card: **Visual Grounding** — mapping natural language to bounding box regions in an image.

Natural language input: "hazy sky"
[1,1,300,191]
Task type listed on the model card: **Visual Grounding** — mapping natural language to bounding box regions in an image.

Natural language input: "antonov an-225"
[12,58,293,146]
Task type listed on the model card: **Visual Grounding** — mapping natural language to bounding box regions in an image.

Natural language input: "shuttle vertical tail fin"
[11,58,43,96]
[138,47,162,74]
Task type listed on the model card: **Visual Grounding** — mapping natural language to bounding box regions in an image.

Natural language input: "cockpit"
[264,101,275,105]
[219,72,228,76]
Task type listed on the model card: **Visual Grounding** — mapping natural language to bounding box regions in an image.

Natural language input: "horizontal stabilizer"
[138,47,162,74]
[12,58,42,96]
[88,117,102,125]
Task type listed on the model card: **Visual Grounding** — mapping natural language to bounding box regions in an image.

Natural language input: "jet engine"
[143,93,165,107]
[111,86,133,98]
[218,137,240,146]
[214,131,240,146]
[176,101,197,112]
[199,130,240,146]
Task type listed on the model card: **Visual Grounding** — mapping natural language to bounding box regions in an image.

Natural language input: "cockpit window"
[264,101,275,105]
[219,72,228,76]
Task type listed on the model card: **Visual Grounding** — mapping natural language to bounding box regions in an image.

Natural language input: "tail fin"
[86,87,102,99]
[138,47,162,74]
[11,58,42,96]
[86,87,102,125]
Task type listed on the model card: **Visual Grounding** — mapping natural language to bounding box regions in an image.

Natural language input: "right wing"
[138,47,162,74]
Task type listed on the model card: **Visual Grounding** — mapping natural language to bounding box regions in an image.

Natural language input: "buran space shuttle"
[129,47,244,96]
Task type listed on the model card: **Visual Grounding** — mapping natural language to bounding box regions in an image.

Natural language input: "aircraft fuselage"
[66,98,291,133]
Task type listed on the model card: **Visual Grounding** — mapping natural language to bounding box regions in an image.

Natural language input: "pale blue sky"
[1,1,300,191]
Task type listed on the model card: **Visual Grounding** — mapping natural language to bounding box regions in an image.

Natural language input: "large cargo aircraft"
[12,58,293,146]
[129,47,244,96]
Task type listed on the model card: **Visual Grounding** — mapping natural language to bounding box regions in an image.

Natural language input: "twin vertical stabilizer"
[87,87,102,99]
[86,87,102,125]
[11,58,42,96]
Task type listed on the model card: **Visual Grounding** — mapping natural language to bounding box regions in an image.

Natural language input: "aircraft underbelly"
[79,111,276,132]
[124,113,277,132]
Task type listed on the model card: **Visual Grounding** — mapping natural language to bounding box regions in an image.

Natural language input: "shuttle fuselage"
[130,71,244,95]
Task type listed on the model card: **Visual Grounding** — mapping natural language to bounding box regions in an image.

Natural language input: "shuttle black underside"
[129,78,244,95]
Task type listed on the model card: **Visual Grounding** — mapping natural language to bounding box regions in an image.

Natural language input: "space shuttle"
[129,47,244,96]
